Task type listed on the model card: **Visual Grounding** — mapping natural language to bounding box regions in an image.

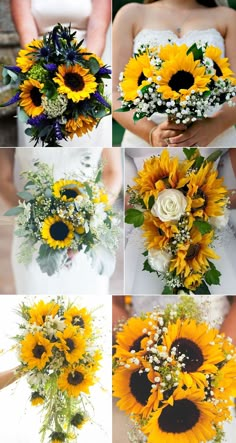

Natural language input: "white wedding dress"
[121,28,236,147]
[18,0,112,147]
[12,148,115,295]
[0,294,112,443]
[218,150,236,231]
[125,148,236,294]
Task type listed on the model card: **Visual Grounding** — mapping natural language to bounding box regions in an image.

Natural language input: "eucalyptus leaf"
[36,244,67,276]
[18,108,29,123]
[4,206,24,216]
[205,150,222,164]
[17,191,34,201]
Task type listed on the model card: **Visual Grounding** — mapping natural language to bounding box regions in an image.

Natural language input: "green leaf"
[45,188,52,198]
[18,108,29,123]
[142,250,148,257]
[25,127,34,136]
[17,191,34,201]
[205,261,221,286]
[193,156,204,169]
[85,183,93,199]
[194,281,211,294]
[133,112,146,122]
[186,43,203,61]
[87,57,100,75]
[4,206,24,216]
[183,148,197,160]
[36,244,67,276]
[193,220,212,234]
[115,106,131,112]
[148,195,155,210]
[125,208,144,227]
[143,259,156,273]
[205,150,222,164]
[95,169,102,183]
[162,285,173,294]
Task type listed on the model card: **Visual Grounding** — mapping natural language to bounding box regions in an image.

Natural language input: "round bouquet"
[125,148,229,294]
[5,161,120,276]
[113,297,236,443]
[15,297,102,443]
[117,41,236,124]
[1,24,111,146]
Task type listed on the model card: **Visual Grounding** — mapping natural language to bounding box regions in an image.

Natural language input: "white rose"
[148,248,171,273]
[151,189,187,222]
[209,208,229,230]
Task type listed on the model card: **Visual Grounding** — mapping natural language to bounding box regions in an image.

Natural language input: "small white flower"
[148,248,172,273]
[151,189,187,222]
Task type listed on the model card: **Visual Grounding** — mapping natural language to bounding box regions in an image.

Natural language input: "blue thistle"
[5,66,21,74]
[27,114,47,126]
[0,91,20,107]
[98,67,111,75]
[54,120,63,140]
[44,63,57,72]
[93,91,111,109]
[40,46,50,57]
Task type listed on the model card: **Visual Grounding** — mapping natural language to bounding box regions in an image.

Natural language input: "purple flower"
[54,121,63,140]
[44,63,57,71]
[27,114,47,126]
[93,91,111,109]
[5,66,21,74]
[98,67,111,75]
[0,91,20,107]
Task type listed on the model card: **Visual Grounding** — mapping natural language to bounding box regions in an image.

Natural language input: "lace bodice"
[133,28,225,54]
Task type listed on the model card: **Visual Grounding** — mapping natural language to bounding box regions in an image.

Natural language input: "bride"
[0,147,122,295]
[112,0,236,147]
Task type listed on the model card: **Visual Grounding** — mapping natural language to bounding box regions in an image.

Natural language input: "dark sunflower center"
[30,87,42,106]
[33,344,46,359]
[49,221,69,241]
[213,61,223,77]
[68,371,84,386]
[64,73,85,91]
[129,334,148,352]
[61,188,78,199]
[72,316,84,328]
[186,244,201,260]
[138,72,146,86]
[66,338,75,352]
[158,399,200,433]
[168,71,194,92]
[129,371,152,405]
[171,338,204,372]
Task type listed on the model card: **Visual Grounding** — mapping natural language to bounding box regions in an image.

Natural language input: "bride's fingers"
[161,121,187,131]
[162,129,185,139]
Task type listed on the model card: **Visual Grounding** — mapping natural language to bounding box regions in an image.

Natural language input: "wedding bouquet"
[117,42,236,124]
[125,148,229,294]
[5,161,120,276]
[113,297,236,443]
[1,24,111,146]
[15,297,102,443]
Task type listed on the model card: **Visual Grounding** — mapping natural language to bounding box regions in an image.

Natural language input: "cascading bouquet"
[14,297,102,443]
[1,24,111,146]
[125,148,229,294]
[117,42,236,124]
[113,296,236,443]
[5,161,120,276]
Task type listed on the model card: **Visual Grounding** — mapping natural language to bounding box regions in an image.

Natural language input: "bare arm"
[112,296,129,332]
[0,367,20,390]
[220,298,236,345]
[86,0,111,57]
[101,148,122,204]
[10,0,38,47]
[0,149,18,212]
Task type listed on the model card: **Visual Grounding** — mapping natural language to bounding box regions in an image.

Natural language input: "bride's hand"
[167,118,220,147]
[151,121,187,146]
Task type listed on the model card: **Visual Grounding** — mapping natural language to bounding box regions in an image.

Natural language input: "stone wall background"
[0,0,19,147]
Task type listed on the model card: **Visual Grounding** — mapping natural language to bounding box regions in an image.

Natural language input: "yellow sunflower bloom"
[41,215,74,249]
[21,332,53,370]
[120,52,156,101]
[184,273,203,291]
[64,306,93,336]
[142,212,178,251]
[58,366,95,397]
[163,318,224,388]
[29,300,59,325]
[213,358,236,400]
[205,46,236,81]
[142,387,218,443]
[16,39,43,73]
[80,47,104,67]
[158,43,188,62]
[133,149,193,208]
[31,392,45,406]
[19,78,44,117]
[187,162,228,219]
[53,179,83,202]
[170,227,219,277]
[155,47,211,101]
[56,325,86,364]
[53,65,97,102]
[71,412,88,429]
[65,115,97,138]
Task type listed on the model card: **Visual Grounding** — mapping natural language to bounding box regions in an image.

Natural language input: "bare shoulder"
[214,5,236,21]
[114,2,144,25]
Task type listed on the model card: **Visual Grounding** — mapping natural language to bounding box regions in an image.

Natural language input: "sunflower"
[184,273,203,291]
[53,179,83,202]
[187,162,228,220]
[155,46,211,101]
[213,358,236,400]
[205,46,236,81]
[142,211,178,251]
[29,300,59,325]
[64,306,93,336]
[142,387,217,443]
[19,78,44,117]
[113,366,161,418]
[80,47,104,67]
[20,332,53,370]
[49,432,66,443]
[65,115,97,138]
[163,318,224,388]
[120,52,156,101]
[41,215,74,249]
[56,325,86,364]
[16,39,43,73]
[133,149,193,208]
[58,365,95,397]
[158,43,188,62]
[71,412,88,429]
[53,65,97,102]
[31,392,45,406]
[170,227,219,278]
